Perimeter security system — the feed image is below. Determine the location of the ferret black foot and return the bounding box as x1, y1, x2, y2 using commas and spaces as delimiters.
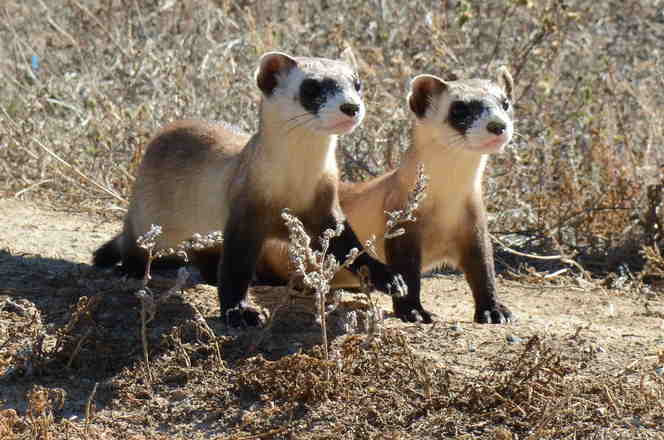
392, 297, 433, 324
223, 305, 263, 328
474, 303, 513, 324
369, 267, 409, 298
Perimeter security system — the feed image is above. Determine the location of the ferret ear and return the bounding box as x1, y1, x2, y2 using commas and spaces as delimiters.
408, 74, 447, 119
255, 51, 298, 96
496, 66, 514, 102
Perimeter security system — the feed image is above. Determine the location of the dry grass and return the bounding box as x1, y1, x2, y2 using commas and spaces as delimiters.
236, 332, 664, 438
1, 0, 664, 438
1, 261, 664, 438
1, 0, 662, 277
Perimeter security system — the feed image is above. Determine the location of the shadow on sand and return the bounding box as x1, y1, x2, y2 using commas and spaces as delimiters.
0, 248, 366, 417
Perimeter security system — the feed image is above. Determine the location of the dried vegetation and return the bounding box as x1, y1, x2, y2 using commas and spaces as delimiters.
1, 0, 664, 438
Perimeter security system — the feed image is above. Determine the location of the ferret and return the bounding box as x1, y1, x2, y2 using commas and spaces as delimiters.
256, 69, 515, 324
93, 52, 404, 326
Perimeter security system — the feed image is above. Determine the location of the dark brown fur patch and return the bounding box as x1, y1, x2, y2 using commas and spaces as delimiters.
217, 198, 268, 317
384, 223, 431, 323
189, 248, 222, 285
92, 234, 122, 268
140, 120, 246, 171
408, 75, 447, 118
256, 53, 298, 96
456, 200, 511, 324
298, 176, 341, 235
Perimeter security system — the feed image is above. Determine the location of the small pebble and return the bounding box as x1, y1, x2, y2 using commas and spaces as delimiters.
506, 334, 523, 344
655, 367, 663, 376
468, 343, 476, 353
450, 322, 463, 332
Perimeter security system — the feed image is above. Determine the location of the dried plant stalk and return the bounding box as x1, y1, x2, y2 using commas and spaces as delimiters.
280, 163, 428, 358
133, 225, 223, 386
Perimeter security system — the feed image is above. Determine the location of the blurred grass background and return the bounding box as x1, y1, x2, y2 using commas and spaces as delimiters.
1, 0, 662, 281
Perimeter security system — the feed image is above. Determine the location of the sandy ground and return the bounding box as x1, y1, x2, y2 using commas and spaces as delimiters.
1, 198, 663, 439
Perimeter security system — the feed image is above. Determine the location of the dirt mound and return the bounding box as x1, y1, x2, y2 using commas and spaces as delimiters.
1, 200, 663, 439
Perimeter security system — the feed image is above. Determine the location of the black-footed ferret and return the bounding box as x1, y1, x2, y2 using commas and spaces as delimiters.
257, 69, 515, 324
94, 52, 404, 326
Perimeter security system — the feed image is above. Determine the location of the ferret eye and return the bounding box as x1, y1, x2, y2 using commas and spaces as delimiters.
300, 79, 322, 100
502, 98, 510, 111
353, 78, 362, 92
449, 101, 469, 120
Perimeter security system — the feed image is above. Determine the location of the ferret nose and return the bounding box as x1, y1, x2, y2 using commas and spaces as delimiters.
340, 103, 360, 117
487, 121, 506, 135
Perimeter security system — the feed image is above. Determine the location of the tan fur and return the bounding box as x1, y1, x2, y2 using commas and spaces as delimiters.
257, 147, 490, 287
118, 54, 360, 260
125, 120, 248, 251
125, 115, 340, 252
258, 73, 513, 292
95, 52, 406, 324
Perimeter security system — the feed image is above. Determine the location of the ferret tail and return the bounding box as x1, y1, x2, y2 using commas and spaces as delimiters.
93, 234, 123, 268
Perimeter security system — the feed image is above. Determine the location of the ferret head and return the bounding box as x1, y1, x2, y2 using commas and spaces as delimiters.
255, 52, 365, 136
408, 68, 514, 154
